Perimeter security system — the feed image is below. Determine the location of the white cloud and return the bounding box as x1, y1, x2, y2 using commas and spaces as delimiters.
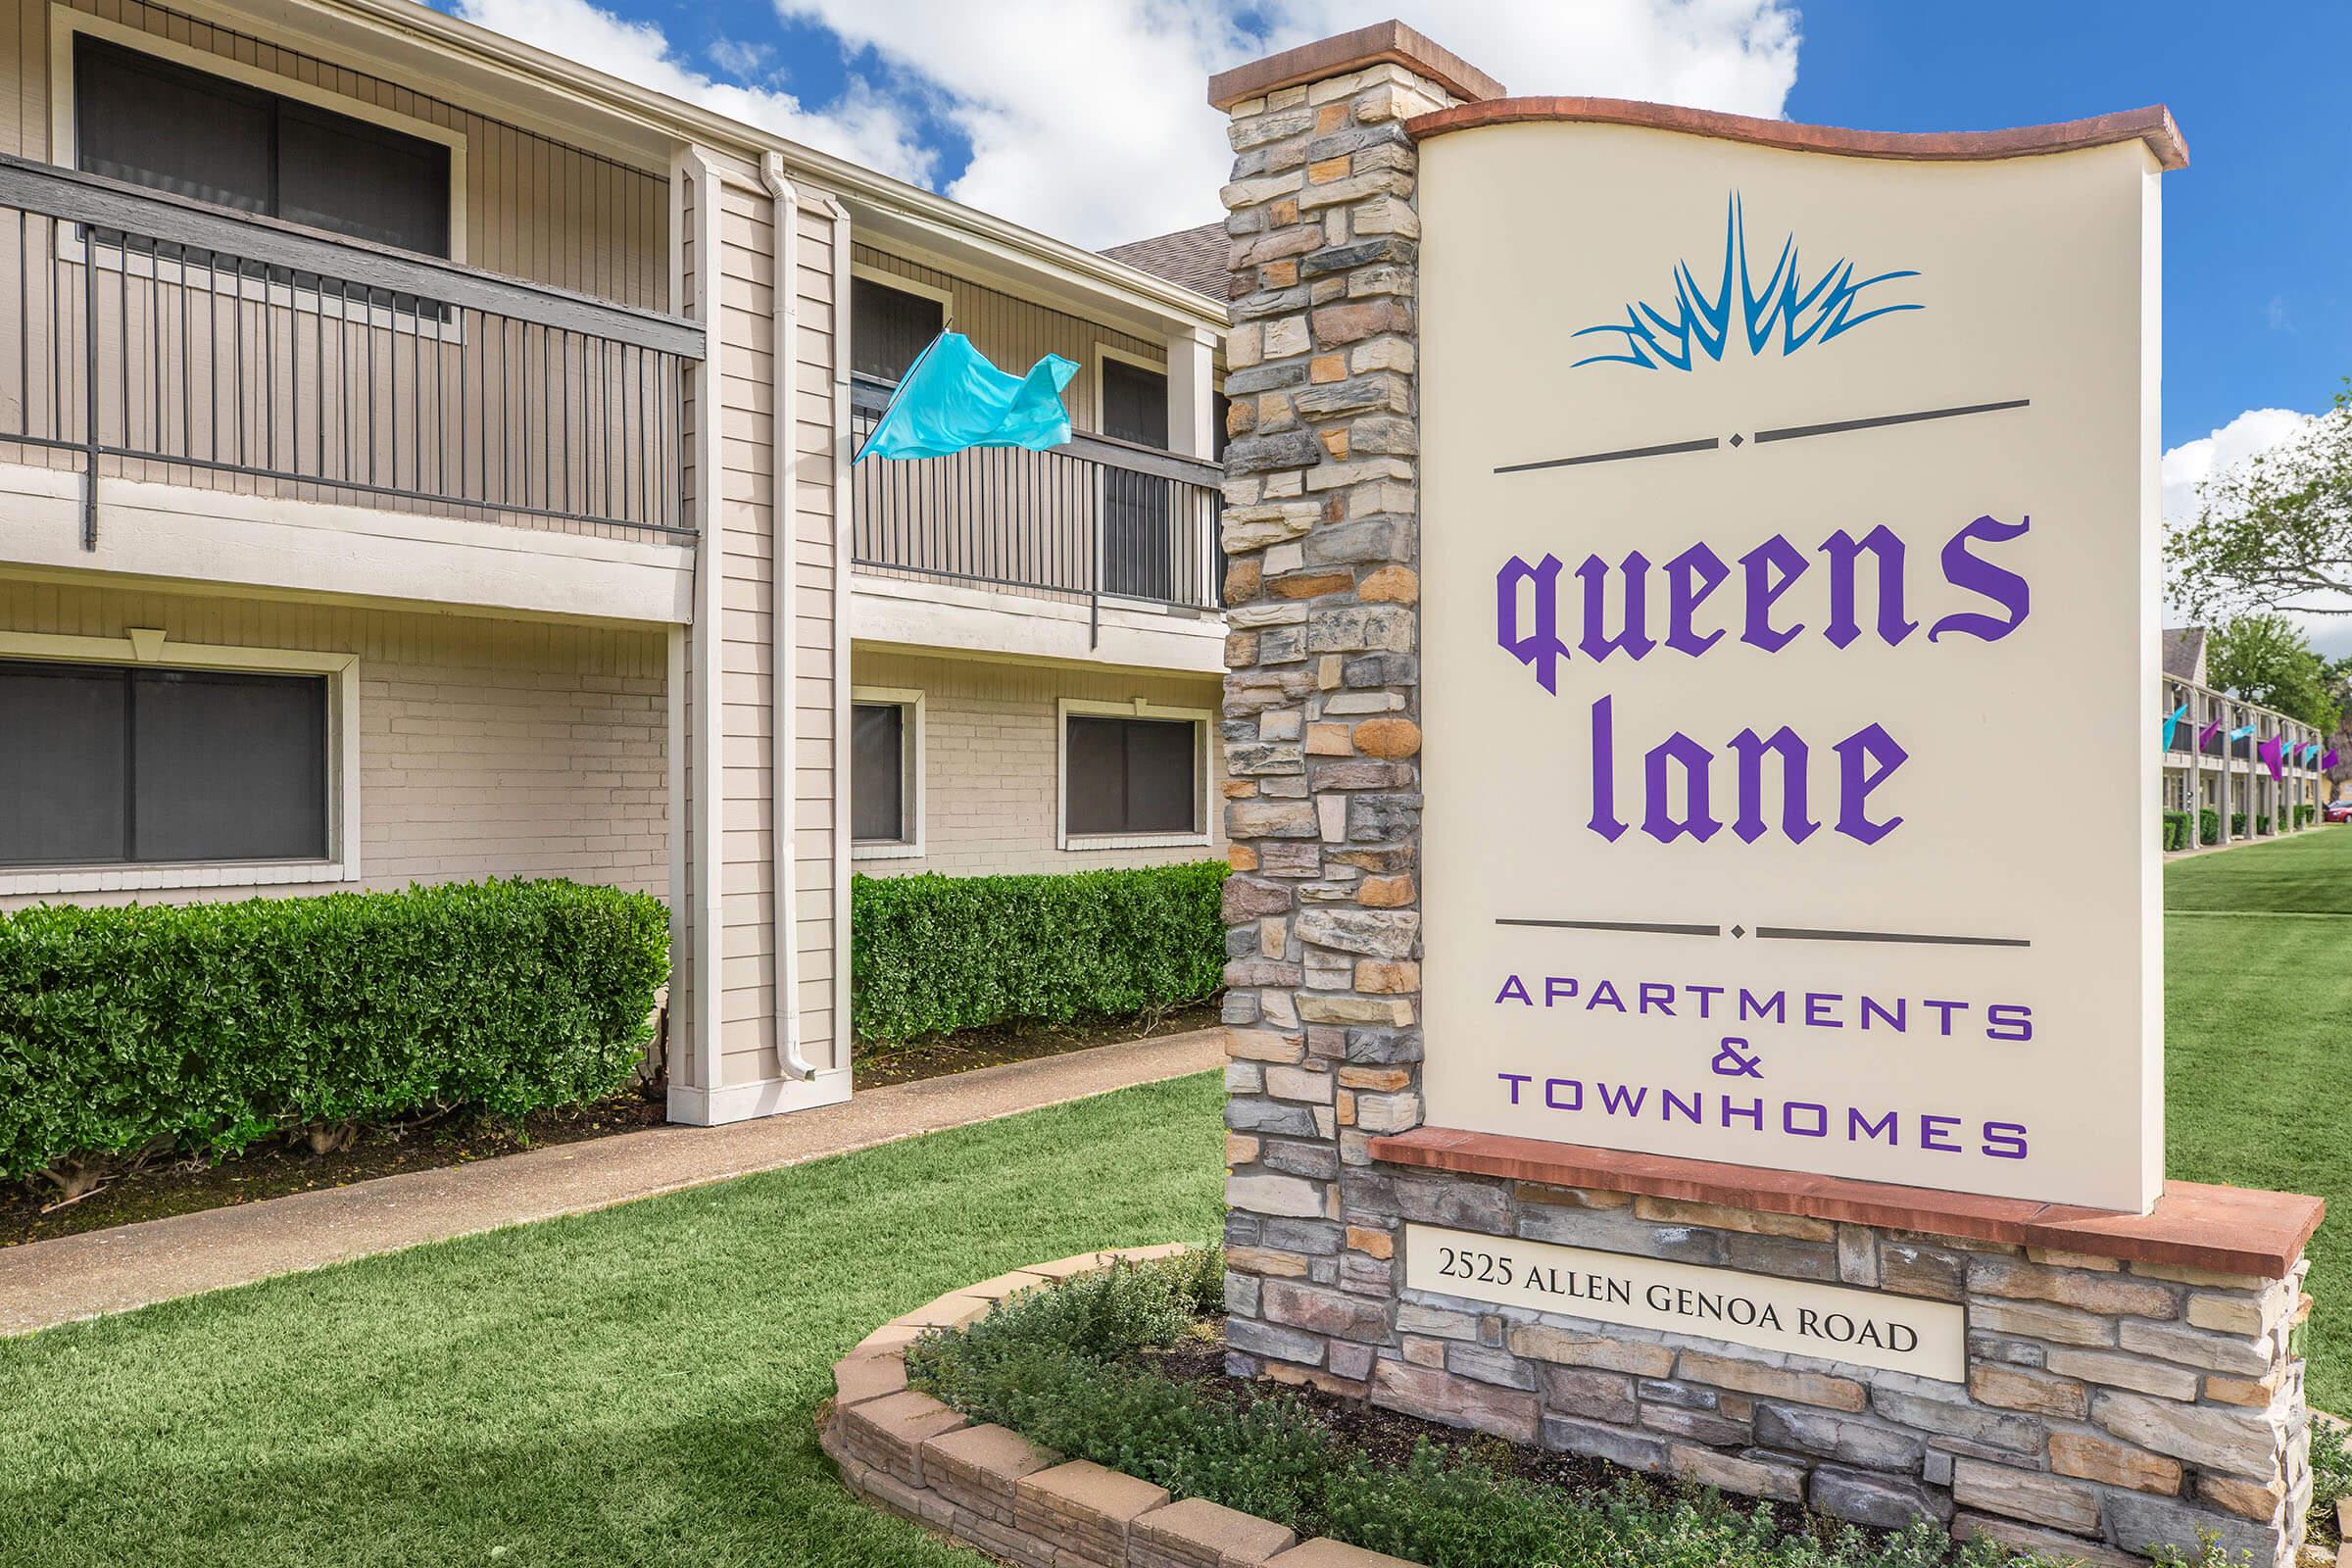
2160, 407, 2312, 525
450, 0, 936, 185
707, 37, 774, 79
772, 0, 1803, 247
2159, 406, 2352, 659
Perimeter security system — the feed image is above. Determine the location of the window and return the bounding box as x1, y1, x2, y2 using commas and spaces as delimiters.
1064, 711, 1201, 840
1101, 356, 1169, 449
0, 661, 329, 867
852, 277, 945, 386
850, 689, 922, 856
74, 35, 452, 257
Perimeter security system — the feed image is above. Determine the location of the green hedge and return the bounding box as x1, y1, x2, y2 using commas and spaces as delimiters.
2258, 814, 2274, 835
2297, 804, 2318, 828
2162, 810, 2190, 851
2201, 808, 2222, 846
2232, 811, 2248, 837
0, 879, 669, 1183
853, 861, 1227, 1044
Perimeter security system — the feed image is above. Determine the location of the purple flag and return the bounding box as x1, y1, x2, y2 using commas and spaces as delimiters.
2197, 718, 2224, 750
2259, 734, 2285, 780
2328, 749, 2341, 770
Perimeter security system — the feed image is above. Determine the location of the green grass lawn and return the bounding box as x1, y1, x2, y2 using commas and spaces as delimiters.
3, 832, 2348, 1566
2165, 827, 2352, 1410
0, 1072, 1224, 1568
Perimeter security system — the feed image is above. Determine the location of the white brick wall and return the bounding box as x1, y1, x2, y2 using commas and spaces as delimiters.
853, 648, 1227, 878
0, 579, 669, 906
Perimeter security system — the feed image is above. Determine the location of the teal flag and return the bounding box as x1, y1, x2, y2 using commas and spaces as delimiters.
2162, 704, 2186, 752
2230, 724, 2256, 741
856, 332, 1077, 462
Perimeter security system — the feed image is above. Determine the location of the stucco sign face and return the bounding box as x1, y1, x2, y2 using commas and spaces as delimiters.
1417, 123, 2166, 1212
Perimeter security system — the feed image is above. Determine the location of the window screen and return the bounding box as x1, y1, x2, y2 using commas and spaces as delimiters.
1102, 358, 1169, 448
852, 278, 944, 384
852, 702, 908, 843
0, 661, 328, 867
1066, 715, 1197, 837
75, 36, 452, 257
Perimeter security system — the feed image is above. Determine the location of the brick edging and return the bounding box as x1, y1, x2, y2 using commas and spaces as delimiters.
820, 1245, 1425, 1568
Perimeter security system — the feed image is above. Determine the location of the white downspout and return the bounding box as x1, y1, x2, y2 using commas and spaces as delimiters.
761, 151, 814, 1081
820, 190, 856, 1073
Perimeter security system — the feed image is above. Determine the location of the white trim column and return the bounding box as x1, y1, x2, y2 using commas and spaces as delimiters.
1165, 325, 1218, 461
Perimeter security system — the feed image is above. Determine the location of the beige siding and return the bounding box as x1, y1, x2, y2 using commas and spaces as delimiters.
854, 245, 1158, 435
852, 649, 1226, 879
0, 0, 668, 306
0, 579, 667, 909
672, 156, 843, 1095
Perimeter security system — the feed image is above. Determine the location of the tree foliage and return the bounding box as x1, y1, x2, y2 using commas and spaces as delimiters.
2167, 382, 2352, 619
2207, 612, 2341, 734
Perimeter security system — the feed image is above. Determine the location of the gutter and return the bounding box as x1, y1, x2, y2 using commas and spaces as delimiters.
761, 152, 815, 1081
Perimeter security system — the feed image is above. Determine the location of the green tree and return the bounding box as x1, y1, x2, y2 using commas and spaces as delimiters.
2208, 612, 2341, 734
2167, 382, 2352, 619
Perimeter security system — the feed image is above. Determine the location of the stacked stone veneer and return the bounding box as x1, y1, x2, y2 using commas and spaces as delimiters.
1210, 31, 2313, 1568
1234, 1171, 2311, 1566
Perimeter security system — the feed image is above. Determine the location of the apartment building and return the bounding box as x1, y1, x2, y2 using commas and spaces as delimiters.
0, 0, 1227, 1124
2160, 626, 2328, 846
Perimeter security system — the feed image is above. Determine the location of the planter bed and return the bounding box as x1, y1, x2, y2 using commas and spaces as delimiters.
820, 1248, 2030, 1568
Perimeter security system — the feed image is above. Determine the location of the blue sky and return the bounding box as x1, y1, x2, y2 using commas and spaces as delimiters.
442, 0, 2348, 526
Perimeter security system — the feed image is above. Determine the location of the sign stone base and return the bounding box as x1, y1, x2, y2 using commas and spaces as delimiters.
1207, 24, 2325, 1568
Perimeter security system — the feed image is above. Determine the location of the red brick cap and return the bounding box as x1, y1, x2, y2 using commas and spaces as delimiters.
1207, 21, 1504, 112
1369, 1127, 2319, 1277
1406, 97, 2188, 172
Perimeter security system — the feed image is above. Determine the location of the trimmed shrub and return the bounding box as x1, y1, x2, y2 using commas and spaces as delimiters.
2258, 814, 2274, 835
0, 879, 669, 1184
2297, 804, 2318, 828
853, 861, 1227, 1044
2231, 811, 2248, 837
2200, 808, 2222, 846
2161, 811, 2190, 851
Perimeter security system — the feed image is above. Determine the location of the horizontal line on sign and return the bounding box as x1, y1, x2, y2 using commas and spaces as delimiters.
1753, 925, 2031, 949
1494, 436, 1719, 474
1751, 398, 2032, 444
1495, 917, 1722, 937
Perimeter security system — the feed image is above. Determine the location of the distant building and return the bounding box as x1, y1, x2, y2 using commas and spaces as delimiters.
2160, 626, 2326, 845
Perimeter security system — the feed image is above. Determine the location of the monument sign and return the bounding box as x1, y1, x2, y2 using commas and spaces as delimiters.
1210, 24, 2320, 1567
1417, 103, 2164, 1212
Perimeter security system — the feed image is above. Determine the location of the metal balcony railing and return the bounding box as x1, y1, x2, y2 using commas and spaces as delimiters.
851, 378, 1224, 639
0, 153, 703, 547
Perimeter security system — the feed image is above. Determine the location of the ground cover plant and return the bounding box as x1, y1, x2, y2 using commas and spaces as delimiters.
906, 1256, 2023, 1568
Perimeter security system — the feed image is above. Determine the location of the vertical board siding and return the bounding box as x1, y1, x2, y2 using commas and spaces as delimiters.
0, 0, 682, 544
0, 580, 668, 910
1, 0, 669, 306
853, 244, 1159, 434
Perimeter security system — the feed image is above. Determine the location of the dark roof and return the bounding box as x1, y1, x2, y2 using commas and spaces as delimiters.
2162, 626, 2207, 685
1100, 222, 1226, 301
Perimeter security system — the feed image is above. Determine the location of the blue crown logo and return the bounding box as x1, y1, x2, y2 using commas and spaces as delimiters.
1573, 193, 1923, 372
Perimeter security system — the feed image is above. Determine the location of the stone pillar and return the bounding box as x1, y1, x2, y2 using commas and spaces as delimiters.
1209, 22, 1498, 1396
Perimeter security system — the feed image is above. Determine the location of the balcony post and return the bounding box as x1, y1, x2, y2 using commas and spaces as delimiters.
1166, 324, 1218, 460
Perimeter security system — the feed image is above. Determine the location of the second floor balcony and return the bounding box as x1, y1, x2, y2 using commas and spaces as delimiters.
850, 379, 1225, 637
0, 153, 701, 555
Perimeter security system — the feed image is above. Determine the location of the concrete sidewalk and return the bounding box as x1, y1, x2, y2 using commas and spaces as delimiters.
0, 1027, 1226, 1337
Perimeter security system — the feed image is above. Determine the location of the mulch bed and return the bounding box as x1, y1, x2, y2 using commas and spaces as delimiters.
1, 1091, 670, 1249
6, 1003, 1224, 1250
852, 1000, 1222, 1089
